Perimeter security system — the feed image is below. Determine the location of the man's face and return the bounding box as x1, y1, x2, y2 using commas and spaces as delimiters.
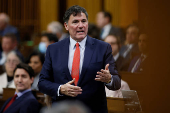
5, 54, 20, 76
14, 68, 34, 92
138, 34, 147, 53
64, 12, 88, 42
2, 37, 14, 53
105, 35, 119, 56
126, 27, 139, 44
96, 12, 106, 28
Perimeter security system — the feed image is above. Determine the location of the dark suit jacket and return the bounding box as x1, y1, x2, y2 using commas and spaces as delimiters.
119, 43, 140, 64
0, 91, 39, 113
38, 35, 121, 113
116, 55, 128, 71
128, 54, 148, 73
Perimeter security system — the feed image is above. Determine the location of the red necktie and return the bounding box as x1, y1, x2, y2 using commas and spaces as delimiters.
71, 42, 80, 86
3, 94, 18, 112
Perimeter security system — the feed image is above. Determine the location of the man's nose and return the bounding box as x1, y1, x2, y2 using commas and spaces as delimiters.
18, 77, 22, 82
78, 22, 83, 27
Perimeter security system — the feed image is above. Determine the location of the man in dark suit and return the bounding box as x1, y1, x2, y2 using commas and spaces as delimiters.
120, 24, 140, 64
38, 5, 121, 113
0, 13, 20, 41
128, 34, 148, 73
0, 63, 39, 113
0, 33, 24, 65
96, 11, 124, 44
104, 35, 127, 71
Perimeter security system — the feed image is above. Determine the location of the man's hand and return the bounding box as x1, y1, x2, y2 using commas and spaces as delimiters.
60, 78, 82, 97
95, 64, 112, 83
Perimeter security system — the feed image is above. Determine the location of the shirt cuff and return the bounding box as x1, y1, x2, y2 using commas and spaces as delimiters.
57, 85, 63, 96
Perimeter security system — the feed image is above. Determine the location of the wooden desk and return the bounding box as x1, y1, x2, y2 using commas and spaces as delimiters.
107, 97, 125, 113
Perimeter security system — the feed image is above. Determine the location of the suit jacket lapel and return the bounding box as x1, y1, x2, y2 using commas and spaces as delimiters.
3, 92, 31, 113
0, 98, 11, 113
61, 38, 72, 81
78, 36, 95, 85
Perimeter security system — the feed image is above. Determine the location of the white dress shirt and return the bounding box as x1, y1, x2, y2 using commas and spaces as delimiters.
113, 53, 120, 61
123, 44, 133, 58
101, 23, 112, 40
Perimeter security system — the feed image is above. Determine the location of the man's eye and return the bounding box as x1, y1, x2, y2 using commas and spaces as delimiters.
73, 21, 78, 23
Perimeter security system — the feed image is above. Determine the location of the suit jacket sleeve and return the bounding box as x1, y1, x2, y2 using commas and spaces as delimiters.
104, 43, 121, 90
38, 45, 61, 97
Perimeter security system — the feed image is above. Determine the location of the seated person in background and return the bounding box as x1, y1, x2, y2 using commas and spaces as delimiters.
105, 79, 130, 98
0, 13, 20, 41
38, 33, 58, 54
0, 33, 23, 65
104, 35, 127, 71
26, 51, 45, 90
0, 51, 22, 94
128, 34, 148, 73
88, 23, 100, 40
120, 24, 140, 64
96, 11, 124, 43
47, 21, 69, 41
0, 63, 39, 113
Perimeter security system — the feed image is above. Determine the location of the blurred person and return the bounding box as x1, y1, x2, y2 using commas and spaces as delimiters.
26, 51, 45, 90
41, 101, 90, 113
105, 79, 130, 98
120, 24, 140, 64
0, 13, 20, 41
38, 5, 121, 113
96, 11, 124, 43
0, 51, 22, 94
0, 63, 39, 113
104, 35, 128, 71
0, 33, 23, 65
47, 21, 69, 41
128, 34, 148, 73
38, 33, 58, 54
88, 23, 100, 39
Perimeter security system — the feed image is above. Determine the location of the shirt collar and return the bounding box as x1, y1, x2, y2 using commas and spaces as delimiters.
70, 36, 87, 50
113, 52, 119, 61
15, 89, 31, 98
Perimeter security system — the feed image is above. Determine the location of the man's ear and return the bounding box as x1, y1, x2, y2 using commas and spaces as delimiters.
64, 22, 69, 31
30, 77, 34, 84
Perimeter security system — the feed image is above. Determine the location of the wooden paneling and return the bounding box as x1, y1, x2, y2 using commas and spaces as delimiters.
0, 0, 40, 41
104, 0, 138, 28
119, 0, 138, 28
67, 0, 102, 24
40, 0, 59, 32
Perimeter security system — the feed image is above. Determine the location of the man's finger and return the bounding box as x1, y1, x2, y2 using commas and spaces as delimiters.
67, 78, 75, 84
105, 64, 109, 70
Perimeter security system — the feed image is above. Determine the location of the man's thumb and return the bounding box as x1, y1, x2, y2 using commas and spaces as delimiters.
67, 78, 75, 84
105, 64, 109, 70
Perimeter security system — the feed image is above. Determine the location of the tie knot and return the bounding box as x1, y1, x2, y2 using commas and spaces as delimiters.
76, 43, 79, 47
13, 94, 18, 99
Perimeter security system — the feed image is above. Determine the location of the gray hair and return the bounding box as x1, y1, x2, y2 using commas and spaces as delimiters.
41, 100, 90, 113
47, 21, 63, 34
6, 51, 22, 63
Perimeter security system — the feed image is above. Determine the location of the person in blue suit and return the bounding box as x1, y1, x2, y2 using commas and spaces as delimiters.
38, 5, 121, 113
0, 63, 39, 113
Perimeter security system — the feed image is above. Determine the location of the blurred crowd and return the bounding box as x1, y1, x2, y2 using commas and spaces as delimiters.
0, 11, 148, 102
